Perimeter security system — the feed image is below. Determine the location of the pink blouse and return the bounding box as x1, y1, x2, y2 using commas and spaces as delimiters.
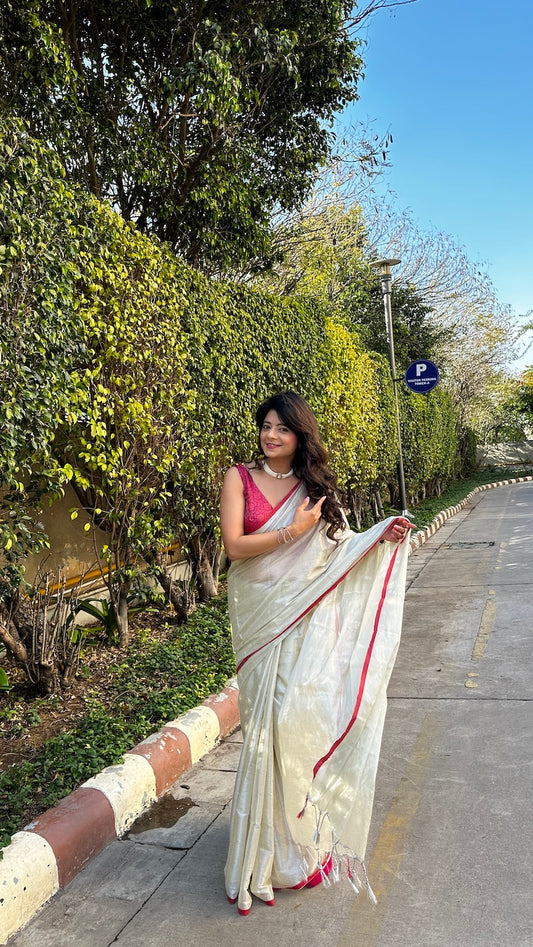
236, 465, 300, 534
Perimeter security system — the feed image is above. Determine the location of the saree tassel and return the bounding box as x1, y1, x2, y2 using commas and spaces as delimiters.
322, 850, 339, 888
346, 857, 361, 895
361, 860, 378, 905
297, 792, 310, 820
312, 809, 328, 844
331, 851, 341, 884
347, 874, 361, 895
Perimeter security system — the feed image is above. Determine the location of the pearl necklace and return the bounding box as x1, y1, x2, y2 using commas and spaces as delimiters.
263, 460, 294, 479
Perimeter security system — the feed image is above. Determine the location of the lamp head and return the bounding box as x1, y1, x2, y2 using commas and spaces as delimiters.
371, 257, 401, 277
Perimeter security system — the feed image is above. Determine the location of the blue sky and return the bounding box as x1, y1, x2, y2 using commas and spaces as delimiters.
338, 0, 533, 371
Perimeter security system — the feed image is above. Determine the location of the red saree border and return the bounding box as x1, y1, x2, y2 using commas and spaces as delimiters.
236, 522, 404, 674
311, 543, 400, 779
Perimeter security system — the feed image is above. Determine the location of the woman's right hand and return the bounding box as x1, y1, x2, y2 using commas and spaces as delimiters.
291, 495, 326, 537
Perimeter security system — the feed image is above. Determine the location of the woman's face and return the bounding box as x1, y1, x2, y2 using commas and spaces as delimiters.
260, 410, 298, 466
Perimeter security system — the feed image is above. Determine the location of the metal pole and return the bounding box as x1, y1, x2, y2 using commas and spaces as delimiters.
373, 259, 409, 516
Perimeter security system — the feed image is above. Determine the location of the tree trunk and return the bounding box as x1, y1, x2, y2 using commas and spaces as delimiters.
1, 580, 86, 693
190, 535, 219, 603
35, 662, 59, 696
157, 567, 189, 622
60, 659, 79, 689
375, 491, 385, 518
116, 583, 130, 648
371, 492, 380, 522
144, 549, 188, 622
211, 546, 222, 589
0, 616, 29, 665
348, 497, 362, 531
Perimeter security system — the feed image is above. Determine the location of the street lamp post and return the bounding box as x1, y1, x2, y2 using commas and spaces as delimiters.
372, 258, 409, 516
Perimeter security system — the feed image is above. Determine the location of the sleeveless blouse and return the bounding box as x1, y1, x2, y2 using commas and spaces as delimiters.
236, 464, 300, 534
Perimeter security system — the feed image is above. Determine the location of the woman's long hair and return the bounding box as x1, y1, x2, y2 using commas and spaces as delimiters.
255, 391, 345, 540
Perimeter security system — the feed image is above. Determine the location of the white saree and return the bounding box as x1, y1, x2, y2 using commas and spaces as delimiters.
224, 482, 410, 914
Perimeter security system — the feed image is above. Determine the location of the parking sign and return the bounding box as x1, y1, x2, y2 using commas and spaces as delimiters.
404, 360, 439, 394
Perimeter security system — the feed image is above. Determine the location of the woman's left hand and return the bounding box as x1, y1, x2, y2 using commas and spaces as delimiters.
381, 516, 414, 543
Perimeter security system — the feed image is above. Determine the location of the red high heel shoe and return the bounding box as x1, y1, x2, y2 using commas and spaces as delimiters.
235, 897, 275, 913
294, 853, 333, 889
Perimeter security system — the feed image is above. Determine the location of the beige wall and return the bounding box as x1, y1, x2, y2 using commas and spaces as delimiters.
23, 486, 187, 612
25, 484, 109, 585
477, 439, 533, 468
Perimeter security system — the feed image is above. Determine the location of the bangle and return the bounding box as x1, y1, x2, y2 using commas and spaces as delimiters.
277, 526, 295, 545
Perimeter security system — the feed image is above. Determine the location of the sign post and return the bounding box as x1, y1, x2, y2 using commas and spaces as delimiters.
372, 258, 408, 515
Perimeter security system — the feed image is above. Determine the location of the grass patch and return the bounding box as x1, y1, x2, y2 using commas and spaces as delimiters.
409, 467, 533, 529
0, 594, 235, 850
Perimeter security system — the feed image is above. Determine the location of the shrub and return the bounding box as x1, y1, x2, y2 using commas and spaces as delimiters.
1, 121, 464, 684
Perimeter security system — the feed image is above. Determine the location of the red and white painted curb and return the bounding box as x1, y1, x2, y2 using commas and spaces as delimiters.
2, 475, 532, 943
0, 680, 239, 944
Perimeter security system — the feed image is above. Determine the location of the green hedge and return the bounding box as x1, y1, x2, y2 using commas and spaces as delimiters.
401, 385, 461, 499
0, 119, 464, 614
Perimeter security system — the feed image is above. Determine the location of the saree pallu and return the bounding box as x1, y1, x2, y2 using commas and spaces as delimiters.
224, 483, 410, 913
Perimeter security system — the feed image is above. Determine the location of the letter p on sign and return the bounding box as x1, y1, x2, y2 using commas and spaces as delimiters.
415, 362, 427, 377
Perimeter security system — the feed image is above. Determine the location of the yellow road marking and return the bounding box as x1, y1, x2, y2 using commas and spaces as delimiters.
465, 535, 507, 686
471, 593, 496, 663
336, 713, 439, 946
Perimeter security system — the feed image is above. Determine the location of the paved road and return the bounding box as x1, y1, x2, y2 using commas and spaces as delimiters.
10, 482, 533, 947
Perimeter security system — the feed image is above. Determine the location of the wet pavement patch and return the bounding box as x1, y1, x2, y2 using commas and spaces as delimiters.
127, 796, 198, 835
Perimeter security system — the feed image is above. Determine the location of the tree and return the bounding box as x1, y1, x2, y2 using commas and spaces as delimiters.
362, 201, 518, 359
360, 200, 520, 433
474, 368, 533, 444
349, 282, 449, 370
516, 368, 533, 438
435, 307, 516, 435
0, 0, 372, 270
0, 118, 89, 584
0, 118, 195, 656
467, 373, 527, 444
516, 312, 533, 366
253, 201, 370, 301
54, 208, 207, 646
253, 201, 446, 369
0, 118, 94, 684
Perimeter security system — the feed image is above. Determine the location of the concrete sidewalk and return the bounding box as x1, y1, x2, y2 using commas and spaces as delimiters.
4, 478, 533, 946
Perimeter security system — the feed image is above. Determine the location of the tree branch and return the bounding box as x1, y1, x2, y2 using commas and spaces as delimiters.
0, 617, 29, 665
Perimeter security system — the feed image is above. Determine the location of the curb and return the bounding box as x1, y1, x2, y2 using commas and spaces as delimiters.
0, 680, 239, 945
2, 474, 532, 943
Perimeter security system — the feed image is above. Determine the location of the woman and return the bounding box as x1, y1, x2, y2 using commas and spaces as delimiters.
220, 391, 412, 915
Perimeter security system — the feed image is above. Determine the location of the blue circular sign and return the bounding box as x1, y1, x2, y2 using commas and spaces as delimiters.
404, 360, 439, 394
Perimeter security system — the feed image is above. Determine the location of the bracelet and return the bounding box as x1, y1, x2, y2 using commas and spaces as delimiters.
277, 526, 295, 545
